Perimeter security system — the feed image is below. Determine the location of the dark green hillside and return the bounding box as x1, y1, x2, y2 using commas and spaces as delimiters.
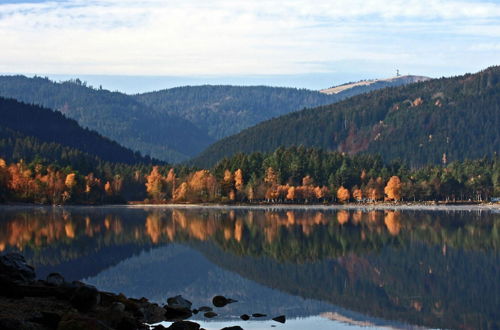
0, 76, 214, 162
194, 66, 500, 167
0, 97, 153, 165
135, 76, 425, 140
135, 85, 341, 139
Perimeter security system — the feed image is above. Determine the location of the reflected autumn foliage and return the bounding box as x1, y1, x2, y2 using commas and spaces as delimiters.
1, 208, 498, 264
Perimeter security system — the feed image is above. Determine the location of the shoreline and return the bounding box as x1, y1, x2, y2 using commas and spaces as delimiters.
0, 202, 499, 212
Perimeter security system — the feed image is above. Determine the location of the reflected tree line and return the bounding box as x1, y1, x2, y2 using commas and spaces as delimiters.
0, 208, 498, 329
1, 208, 498, 264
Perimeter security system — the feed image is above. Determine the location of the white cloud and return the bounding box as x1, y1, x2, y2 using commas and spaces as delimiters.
0, 0, 498, 76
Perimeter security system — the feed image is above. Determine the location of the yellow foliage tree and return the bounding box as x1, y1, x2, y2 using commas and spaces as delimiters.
384, 176, 402, 201
145, 166, 165, 202
173, 182, 188, 202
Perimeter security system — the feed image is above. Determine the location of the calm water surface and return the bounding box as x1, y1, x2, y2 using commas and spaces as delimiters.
0, 206, 499, 329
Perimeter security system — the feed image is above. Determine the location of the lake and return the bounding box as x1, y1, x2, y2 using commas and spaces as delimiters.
0, 205, 499, 329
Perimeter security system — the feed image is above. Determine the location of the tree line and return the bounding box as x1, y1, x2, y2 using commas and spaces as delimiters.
1, 147, 498, 204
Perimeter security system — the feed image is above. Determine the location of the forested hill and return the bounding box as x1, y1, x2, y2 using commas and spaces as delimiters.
193, 66, 500, 167
0, 97, 155, 166
135, 86, 340, 140
0, 76, 213, 162
134, 76, 426, 140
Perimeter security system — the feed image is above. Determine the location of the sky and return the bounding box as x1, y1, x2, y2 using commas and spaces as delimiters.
0, 0, 499, 92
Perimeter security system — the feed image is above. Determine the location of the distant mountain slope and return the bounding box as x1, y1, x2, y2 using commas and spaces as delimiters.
0, 76, 214, 162
0, 97, 156, 167
134, 78, 426, 140
193, 66, 500, 167
320, 75, 430, 96
135, 86, 341, 140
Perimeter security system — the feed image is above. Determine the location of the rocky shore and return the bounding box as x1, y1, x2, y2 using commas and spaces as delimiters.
0, 253, 285, 330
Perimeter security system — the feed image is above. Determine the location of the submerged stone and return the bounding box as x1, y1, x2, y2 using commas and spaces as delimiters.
272, 315, 286, 323
212, 295, 237, 308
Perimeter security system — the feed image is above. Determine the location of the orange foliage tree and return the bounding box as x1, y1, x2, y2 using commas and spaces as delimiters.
337, 186, 350, 203
352, 186, 363, 201
384, 176, 402, 201
234, 169, 244, 191
145, 166, 165, 202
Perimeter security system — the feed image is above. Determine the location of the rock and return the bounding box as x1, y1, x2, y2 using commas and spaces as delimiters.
153, 325, 168, 330
57, 313, 111, 330
0, 253, 36, 284
0, 318, 26, 330
212, 295, 237, 308
29, 311, 62, 328
137, 303, 166, 324
252, 313, 266, 317
168, 320, 200, 330
221, 327, 243, 330
240, 314, 250, 321
109, 302, 126, 313
115, 316, 143, 330
272, 315, 286, 323
70, 285, 101, 312
165, 295, 193, 321
197, 306, 212, 312
167, 295, 192, 310
203, 311, 218, 318
192, 309, 198, 314
164, 306, 192, 321
46, 273, 65, 286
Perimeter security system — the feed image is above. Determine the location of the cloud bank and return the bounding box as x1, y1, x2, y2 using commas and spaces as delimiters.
0, 0, 499, 78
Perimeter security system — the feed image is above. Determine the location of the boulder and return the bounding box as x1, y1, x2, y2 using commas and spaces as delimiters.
167, 320, 200, 330
29, 311, 62, 328
167, 295, 192, 310
0, 253, 36, 284
221, 327, 243, 330
46, 273, 65, 286
272, 315, 286, 323
164, 306, 192, 321
203, 311, 217, 318
212, 295, 237, 308
70, 285, 101, 312
252, 313, 266, 317
240, 314, 250, 321
57, 313, 111, 330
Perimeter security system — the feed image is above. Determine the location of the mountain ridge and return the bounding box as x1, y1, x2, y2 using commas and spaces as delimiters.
192, 66, 500, 167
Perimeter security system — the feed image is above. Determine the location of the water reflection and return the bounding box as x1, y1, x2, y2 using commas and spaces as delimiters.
0, 206, 499, 329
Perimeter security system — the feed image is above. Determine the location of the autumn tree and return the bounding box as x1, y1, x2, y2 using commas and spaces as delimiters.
385, 176, 402, 201
173, 182, 188, 202
337, 186, 350, 203
145, 166, 166, 202
365, 177, 384, 201
187, 170, 220, 202
0, 159, 9, 201
352, 186, 363, 202
104, 181, 113, 196
234, 169, 244, 191
286, 186, 296, 201
165, 168, 176, 199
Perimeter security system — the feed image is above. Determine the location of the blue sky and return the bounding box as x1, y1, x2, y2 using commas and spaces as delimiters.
0, 0, 499, 92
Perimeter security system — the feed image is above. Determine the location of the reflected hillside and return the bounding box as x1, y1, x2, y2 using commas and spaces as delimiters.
1, 208, 498, 264
0, 207, 499, 328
